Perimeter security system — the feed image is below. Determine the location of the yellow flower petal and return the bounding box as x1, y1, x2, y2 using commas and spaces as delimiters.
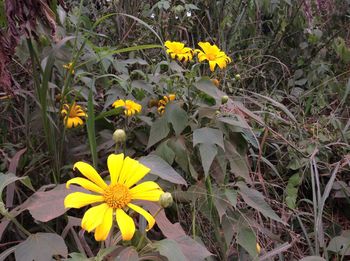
112, 100, 125, 108
64, 192, 104, 208
116, 209, 135, 241
123, 162, 150, 188
66, 177, 105, 194
108, 153, 124, 185
130, 181, 164, 202
66, 117, 73, 128
128, 203, 155, 231
209, 61, 217, 72
73, 162, 108, 189
81, 203, 109, 232
117, 157, 139, 185
94, 207, 113, 241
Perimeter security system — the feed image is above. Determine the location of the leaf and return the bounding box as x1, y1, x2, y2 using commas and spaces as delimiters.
238, 183, 285, 224
299, 257, 327, 261
153, 239, 187, 261
193, 127, 224, 150
14, 233, 68, 261
66, 253, 92, 261
26, 184, 85, 222
194, 79, 227, 104
225, 188, 237, 208
225, 141, 251, 182
199, 143, 217, 177
165, 103, 188, 136
139, 154, 187, 185
0, 173, 25, 202
155, 141, 175, 165
131, 80, 153, 94
327, 236, 350, 255
147, 116, 170, 148
174, 235, 212, 261
237, 226, 257, 258
114, 247, 139, 261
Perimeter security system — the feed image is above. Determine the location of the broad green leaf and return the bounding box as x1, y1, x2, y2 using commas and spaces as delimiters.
174, 235, 212, 261
193, 127, 224, 150
114, 247, 139, 261
0, 173, 25, 202
14, 233, 67, 261
66, 253, 92, 260
238, 183, 285, 224
199, 143, 217, 177
237, 226, 258, 258
225, 189, 237, 208
155, 141, 175, 165
327, 236, 350, 255
165, 103, 188, 136
225, 141, 251, 182
147, 116, 170, 148
194, 79, 227, 104
139, 154, 187, 185
153, 239, 187, 261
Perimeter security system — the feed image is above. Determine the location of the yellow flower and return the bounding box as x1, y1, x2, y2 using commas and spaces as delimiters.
157, 94, 176, 115
195, 42, 232, 71
63, 62, 75, 74
64, 153, 164, 241
112, 99, 142, 117
165, 41, 194, 62
61, 102, 87, 128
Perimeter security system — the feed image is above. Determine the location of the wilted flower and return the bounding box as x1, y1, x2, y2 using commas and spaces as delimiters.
63, 62, 75, 74
112, 99, 142, 117
64, 153, 164, 241
157, 94, 176, 115
195, 42, 232, 71
165, 41, 194, 62
61, 102, 87, 128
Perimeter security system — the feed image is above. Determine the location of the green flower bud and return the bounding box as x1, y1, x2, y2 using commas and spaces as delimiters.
221, 95, 229, 104
234, 74, 241, 80
113, 129, 126, 143
159, 192, 173, 208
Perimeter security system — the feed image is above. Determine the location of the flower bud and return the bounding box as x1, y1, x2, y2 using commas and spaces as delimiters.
256, 243, 261, 254
113, 129, 126, 143
234, 74, 241, 80
211, 79, 220, 87
159, 192, 173, 208
215, 110, 221, 116
221, 95, 229, 104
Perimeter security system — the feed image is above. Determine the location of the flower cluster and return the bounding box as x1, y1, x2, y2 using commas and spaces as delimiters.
112, 99, 142, 117
157, 94, 176, 114
165, 41, 232, 71
64, 153, 164, 241
61, 102, 87, 128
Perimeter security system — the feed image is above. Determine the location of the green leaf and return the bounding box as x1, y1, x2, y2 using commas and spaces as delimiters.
194, 79, 227, 104
225, 141, 251, 182
237, 226, 257, 258
193, 127, 224, 150
147, 116, 170, 148
14, 233, 68, 261
165, 103, 188, 136
153, 239, 187, 261
86, 85, 97, 168
199, 143, 217, 177
66, 253, 91, 260
225, 189, 237, 208
238, 183, 285, 224
139, 154, 187, 185
95, 107, 124, 120
327, 236, 350, 255
114, 247, 139, 261
0, 173, 25, 202
155, 141, 175, 165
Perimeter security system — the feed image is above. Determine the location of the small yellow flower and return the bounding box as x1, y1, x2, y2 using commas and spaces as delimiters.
256, 243, 261, 254
63, 62, 75, 74
157, 94, 176, 115
64, 153, 164, 241
61, 102, 87, 128
195, 42, 232, 71
165, 41, 194, 62
112, 99, 142, 117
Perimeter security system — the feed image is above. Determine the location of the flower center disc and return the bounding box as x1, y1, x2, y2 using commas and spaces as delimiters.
206, 53, 216, 61
104, 184, 131, 209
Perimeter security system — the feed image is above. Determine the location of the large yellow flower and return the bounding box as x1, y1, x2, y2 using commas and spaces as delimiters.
112, 99, 142, 117
64, 153, 164, 241
61, 102, 87, 128
195, 42, 232, 71
157, 94, 176, 115
165, 41, 194, 62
